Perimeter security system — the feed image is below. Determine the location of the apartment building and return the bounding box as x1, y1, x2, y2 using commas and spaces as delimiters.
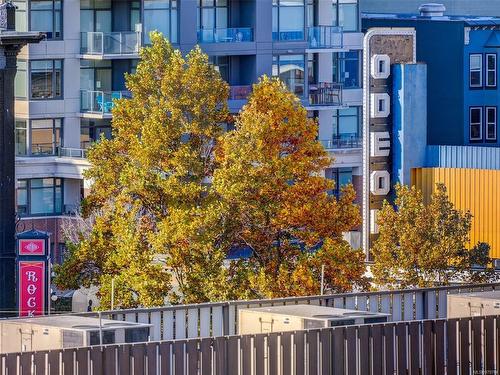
13, 0, 364, 261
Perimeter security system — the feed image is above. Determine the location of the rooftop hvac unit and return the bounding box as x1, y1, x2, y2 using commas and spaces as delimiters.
447, 290, 500, 319
0, 315, 152, 354
238, 304, 390, 335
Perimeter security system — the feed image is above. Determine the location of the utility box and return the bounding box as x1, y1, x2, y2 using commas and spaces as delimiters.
0, 315, 152, 354
238, 304, 390, 335
447, 291, 500, 319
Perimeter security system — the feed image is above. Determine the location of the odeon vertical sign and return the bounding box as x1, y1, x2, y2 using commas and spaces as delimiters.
362, 28, 416, 258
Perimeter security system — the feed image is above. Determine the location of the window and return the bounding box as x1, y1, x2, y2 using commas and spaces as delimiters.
80, 119, 112, 148
15, 119, 62, 156
486, 53, 497, 88
470, 54, 482, 88
30, 60, 63, 99
325, 167, 353, 197
272, 54, 305, 96
17, 178, 63, 216
15, 120, 28, 156
208, 56, 230, 82
273, 0, 305, 41
13, 0, 27, 32
332, 107, 360, 144
486, 106, 497, 141
15, 60, 27, 98
197, 0, 228, 42
333, 0, 358, 32
469, 107, 482, 141
30, 0, 62, 40
333, 51, 361, 88
144, 0, 178, 44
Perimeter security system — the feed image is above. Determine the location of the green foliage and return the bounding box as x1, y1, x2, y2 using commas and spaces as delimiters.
372, 183, 497, 288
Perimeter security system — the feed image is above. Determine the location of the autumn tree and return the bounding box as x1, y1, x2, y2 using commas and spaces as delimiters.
371, 183, 497, 289
213, 77, 368, 299
54, 32, 231, 307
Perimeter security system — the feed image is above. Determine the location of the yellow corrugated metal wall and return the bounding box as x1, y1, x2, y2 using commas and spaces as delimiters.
411, 168, 500, 258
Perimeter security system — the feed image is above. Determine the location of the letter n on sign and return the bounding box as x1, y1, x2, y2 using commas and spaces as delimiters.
18, 261, 45, 317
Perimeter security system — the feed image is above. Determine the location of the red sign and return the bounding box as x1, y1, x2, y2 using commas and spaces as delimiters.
18, 261, 45, 317
18, 239, 46, 256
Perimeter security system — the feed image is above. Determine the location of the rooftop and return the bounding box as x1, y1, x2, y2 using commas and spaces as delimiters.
362, 12, 500, 27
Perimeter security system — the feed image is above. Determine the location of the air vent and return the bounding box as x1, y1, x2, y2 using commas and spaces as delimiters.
418, 3, 446, 17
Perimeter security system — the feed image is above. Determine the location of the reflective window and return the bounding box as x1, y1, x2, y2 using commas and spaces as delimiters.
272, 54, 305, 97
15, 120, 28, 156
15, 60, 27, 98
31, 119, 62, 155
144, 0, 178, 44
208, 55, 230, 82
486, 53, 497, 88
30, 0, 62, 39
469, 107, 482, 141
469, 54, 482, 88
486, 106, 497, 141
80, 118, 112, 149
273, 0, 305, 41
17, 178, 63, 216
333, 0, 358, 32
333, 51, 360, 88
325, 167, 353, 197
13, 0, 27, 32
30, 59, 63, 99
333, 107, 360, 141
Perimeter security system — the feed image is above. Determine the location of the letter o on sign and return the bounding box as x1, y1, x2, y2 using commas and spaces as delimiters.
370, 170, 390, 196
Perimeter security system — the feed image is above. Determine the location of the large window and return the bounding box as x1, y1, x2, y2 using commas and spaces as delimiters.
333, 51, 361, 88
469, 107, 482, 141
272, 54, 305, 96
325, 167, 352, 197
486, 106, 497, 141
30, 60, 63, 99
144, 0, 178, 44
30, 0, 62, 39
15, 118, 62, 156
333, 0, 358, 32
208, 55, 230, 82
198, 0, 228, 30
80, 119, 112, 149
333, 107, 360, 142
469, 54, 482, 88
17, 178, 63, 216
273, 0, 305, 41
486, 53, 497, 88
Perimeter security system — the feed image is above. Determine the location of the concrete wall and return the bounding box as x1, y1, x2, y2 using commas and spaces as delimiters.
392, 63, 427, 185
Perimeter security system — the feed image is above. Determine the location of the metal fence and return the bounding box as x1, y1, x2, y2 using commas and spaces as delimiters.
2, 313, 499, 374
78, 283, 500, 342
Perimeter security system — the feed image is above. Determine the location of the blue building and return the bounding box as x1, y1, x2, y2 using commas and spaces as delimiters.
363, 6, 500, 147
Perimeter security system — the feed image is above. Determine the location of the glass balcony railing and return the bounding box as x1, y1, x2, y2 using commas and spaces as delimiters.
229, 85, 252, 100
80, 90, 131, 115
307, 26, 343, 49
198, 28, 253, 43
309, 82, 343, 106
59, 147, 88, 159
320, 136, 362, 150
80, 31, 141, 56
272, 30, 304, 42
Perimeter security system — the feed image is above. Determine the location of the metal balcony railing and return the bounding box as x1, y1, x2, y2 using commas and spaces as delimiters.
59, 147, 88, 159
80, 31, 141, 56
320, 136, 362, 150
80, 90, 131, 115
309, 82, 343, 106
229, 85, 252, 100
198, 28, 253, 43
29, 143, 58, 156
307, 26, 343, 49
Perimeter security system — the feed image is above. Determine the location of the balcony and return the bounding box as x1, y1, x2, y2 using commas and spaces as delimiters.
320, 136, 362, 150
307, 26, 343, 49
273, 30, 304, 42
80, 90, 131, 118
198, 28, 253, 43
59, 147, 88, 159
308, 82, 343, 107
80, 31, 141, 59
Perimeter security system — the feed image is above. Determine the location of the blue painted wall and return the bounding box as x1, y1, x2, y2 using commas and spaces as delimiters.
363, 18, 465, 145
463, 29, 500, 146
393, 63, 428, 185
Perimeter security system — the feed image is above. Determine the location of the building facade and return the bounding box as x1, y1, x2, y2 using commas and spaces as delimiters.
13, 0, 365, 261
